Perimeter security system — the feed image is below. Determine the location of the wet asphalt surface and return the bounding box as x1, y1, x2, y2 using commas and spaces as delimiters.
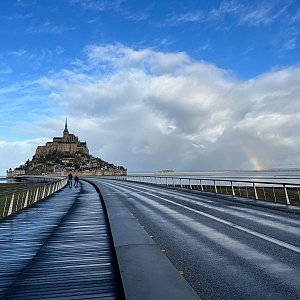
0, 182, 124, 299
94, 179, 300, 300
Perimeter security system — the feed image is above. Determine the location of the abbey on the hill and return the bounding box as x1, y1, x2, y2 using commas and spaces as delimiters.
7, 120, 127, 177
34, 119, 89, 159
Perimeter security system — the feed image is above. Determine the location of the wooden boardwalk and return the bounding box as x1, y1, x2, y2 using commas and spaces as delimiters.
0, 181, 124, 299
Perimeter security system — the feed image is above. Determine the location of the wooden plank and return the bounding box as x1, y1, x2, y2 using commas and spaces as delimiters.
0, 182, 124, 299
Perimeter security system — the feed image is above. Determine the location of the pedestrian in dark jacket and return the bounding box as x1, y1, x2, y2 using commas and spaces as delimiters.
68, 173, 73, 188
74, 175, 79, 188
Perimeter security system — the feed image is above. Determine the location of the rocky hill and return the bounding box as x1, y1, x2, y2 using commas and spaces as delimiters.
15, 151, 125, 175
8, 120, 126, 177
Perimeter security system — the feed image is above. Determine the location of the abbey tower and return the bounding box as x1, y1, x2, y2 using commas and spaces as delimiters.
34, 119, 89, 159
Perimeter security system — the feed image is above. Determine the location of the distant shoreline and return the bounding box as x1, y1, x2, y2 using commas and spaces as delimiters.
130, 168, 300, 175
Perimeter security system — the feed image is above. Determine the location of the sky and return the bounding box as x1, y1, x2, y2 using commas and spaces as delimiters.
1, 0, 300, 175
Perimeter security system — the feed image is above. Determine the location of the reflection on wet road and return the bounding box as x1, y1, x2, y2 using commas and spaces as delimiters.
93, 179, 300, 300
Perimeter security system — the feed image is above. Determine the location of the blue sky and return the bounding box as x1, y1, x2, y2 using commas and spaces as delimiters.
2, 0, 300, 79
1, 0, 300, 174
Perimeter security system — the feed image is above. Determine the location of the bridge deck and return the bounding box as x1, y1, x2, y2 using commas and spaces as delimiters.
0, 181, 124, 299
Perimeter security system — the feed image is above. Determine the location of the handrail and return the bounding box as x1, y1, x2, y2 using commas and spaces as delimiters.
0, 177, 68, 219
123, 175, 300, 186
0, 182, 57, 197
104, 175, 300, 206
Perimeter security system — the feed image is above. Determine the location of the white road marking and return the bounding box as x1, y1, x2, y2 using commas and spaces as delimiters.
110, 180, 300, 233
99, 180, 300, 254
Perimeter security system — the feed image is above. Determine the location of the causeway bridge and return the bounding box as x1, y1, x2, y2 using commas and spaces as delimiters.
1, 177, 300, 299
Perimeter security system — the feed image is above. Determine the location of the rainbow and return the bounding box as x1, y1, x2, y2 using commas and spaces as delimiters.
244, 149, 265, 171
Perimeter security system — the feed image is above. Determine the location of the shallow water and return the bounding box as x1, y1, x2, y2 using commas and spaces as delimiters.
0, 177, 7, 183
129, 170, 300, 184
0, 177, 17, 184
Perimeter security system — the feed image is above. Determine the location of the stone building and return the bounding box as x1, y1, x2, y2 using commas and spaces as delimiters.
7, 120, 127, 177
34, 119, 89, 158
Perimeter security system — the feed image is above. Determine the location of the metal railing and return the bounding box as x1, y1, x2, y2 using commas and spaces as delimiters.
106, 175, 300, 206
0, 177, 68, 219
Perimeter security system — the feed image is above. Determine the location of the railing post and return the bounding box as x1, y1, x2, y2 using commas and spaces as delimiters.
42, 186, 46, 199
283, 184, 290, 205
51, 183, 55, 194
262, 186, 266, 200
214, 180, 217, 193
28, 190, 31, 205
34, 188, 39, 202
20, 191, 25, 209
189, 179, 192, 189
24, 190, 29, 208
253, 182, 258, 200
231, 181, 235, 196
180, 178, 182, 188
47, 185, 51, 196
272, 186, 277, 202
15, 193, 20, 212
8, 193, 15, 216
56, 181, 59, 191
200, 180, 203, 191
3, 197, 8, 218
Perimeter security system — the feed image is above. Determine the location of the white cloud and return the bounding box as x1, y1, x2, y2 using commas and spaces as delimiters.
0, 13, 32, 20
290, 8, 300, 24
69, 0, 123, 12
166, 11, 204, 26
0, 138, 50, 175
210, 1, 289, 26
55, 46, 65, 55
7, 49, 27, 56
15, 0, 36, 7
85, 44, 190, 74
238, 4, 287, 26
27, 20, 74, 34
2, 45, 300, 173
196, 41, 212, 52
163, 1, 287, 27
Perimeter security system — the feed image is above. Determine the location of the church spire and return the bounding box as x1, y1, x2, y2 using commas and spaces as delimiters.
63, 117, 69, 135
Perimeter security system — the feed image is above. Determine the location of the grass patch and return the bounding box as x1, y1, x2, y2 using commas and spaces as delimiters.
175, 184, 300, 206
0, 181, 58, 219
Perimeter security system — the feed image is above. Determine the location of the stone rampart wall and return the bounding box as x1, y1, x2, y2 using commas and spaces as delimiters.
59, 169, 127, 177
7, 169, 127, 178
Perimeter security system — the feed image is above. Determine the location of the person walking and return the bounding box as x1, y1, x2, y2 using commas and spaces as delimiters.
68, 173, 73, 188
74, 175, 79, 188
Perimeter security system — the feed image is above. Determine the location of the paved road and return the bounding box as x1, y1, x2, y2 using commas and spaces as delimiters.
93, 178, 300, 300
